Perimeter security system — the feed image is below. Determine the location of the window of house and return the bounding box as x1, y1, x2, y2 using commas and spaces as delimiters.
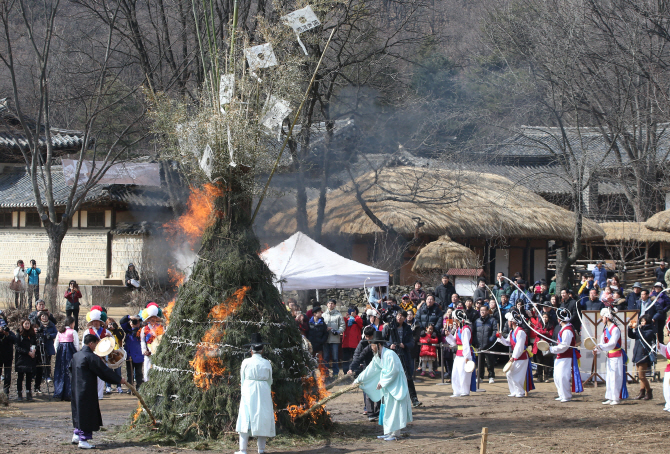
0, 212, 12, 228
25, 212, 41, 228
87, 211, 105, 228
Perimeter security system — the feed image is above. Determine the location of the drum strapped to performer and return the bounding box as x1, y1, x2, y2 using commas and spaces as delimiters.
93, 336, 127, 370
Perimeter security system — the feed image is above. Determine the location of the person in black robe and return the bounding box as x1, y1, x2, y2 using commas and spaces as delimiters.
70, 334, 126, 449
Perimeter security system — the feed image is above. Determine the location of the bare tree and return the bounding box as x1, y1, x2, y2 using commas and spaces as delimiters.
0, 0, 146, 306
482, 0, 670, 291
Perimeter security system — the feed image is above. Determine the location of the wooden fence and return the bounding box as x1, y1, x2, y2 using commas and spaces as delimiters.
546, 255, 660, 288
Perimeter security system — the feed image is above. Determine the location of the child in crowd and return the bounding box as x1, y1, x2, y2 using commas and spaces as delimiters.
53, 316, 78, 400
534, 312, 555, 382
439, 318, 455, 382
419, 324, 439, 377
120, 315, 145, 392
105, 318, 125, 394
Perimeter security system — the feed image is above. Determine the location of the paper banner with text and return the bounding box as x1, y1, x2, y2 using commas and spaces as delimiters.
282, 6, 321, 55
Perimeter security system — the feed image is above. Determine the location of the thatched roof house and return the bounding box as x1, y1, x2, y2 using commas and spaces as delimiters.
601, 222, 670, 243
645, 210, 670, 233
266, 166, 604, 241
412, 236, 481, 272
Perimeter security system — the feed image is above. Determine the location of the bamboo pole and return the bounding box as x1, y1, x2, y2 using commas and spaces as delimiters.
127, 383, 157, 426
296, 382, 359, 419
325, 374, 353, 390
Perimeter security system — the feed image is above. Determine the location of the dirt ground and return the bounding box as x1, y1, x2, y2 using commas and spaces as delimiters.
2, 369, 670, 454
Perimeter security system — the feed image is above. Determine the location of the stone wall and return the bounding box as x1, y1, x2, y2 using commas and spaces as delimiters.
111, 234, 171, 284
111, 235, 144, 279
0, 230, 108, 282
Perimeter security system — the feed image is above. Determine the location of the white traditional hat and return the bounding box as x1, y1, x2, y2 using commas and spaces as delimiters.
366, 308, 379, 318
556, 307, 572, 323
454, 309, 471, 324
600, 306, 617, 320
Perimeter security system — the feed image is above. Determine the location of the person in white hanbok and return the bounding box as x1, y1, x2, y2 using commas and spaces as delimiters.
354, 331, 412, 441
498, 310, 532, 398
593, 307, 627, 405
548, 307, 582, 402
235, 334, 275, 454
443, 309, 473, 397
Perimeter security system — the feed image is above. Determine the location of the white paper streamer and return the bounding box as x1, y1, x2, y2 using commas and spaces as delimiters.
245, 43, 278, 80
227, 126, 236, 167
261, 96, 291, 134
176, 122, 200, 159
219, 74, 234, 114
200, 144, 214, 179
282, 6, 321, 55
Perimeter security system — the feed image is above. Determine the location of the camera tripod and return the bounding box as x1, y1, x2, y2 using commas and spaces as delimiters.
35, 335, 52, 399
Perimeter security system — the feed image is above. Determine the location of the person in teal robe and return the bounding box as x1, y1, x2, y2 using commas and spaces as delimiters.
354, 331, 412, 441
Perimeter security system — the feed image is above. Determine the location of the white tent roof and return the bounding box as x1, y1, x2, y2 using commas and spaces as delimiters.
260, 232, 389, 291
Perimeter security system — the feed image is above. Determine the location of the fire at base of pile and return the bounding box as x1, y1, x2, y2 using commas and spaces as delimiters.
131, 205, 332, 439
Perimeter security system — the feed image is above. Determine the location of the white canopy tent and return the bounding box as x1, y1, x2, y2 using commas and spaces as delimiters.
260, 232, 389, 291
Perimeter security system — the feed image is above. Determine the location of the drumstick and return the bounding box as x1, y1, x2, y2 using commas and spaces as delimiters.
126, 383, 157, 425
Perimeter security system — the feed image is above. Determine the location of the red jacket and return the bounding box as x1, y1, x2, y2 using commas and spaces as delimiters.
530, 318, 555, 354
342, 316, 363, 349
419, 333, 439, 358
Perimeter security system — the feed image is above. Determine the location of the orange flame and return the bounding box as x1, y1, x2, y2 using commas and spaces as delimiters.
168, 268, 186, 287
189, 286, 250, 389
131, 403, 142, 424
164, 183, 223, 244
164, 299, 176, 324
286, 363, 331, 422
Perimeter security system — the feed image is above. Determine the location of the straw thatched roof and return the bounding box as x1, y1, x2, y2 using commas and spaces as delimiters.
266, 166, 605, 241
600, 222, 670, 243
645, 210, 670, 233
412, 236, 481, 272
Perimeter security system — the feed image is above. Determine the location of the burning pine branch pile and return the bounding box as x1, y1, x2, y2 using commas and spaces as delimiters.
133, 190, 332, 437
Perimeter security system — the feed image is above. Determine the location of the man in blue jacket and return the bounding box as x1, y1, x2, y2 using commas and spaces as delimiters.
592, 261, 608, 290
25, 259, 41, 311
475, 305, 498, 383
626, 282, 642, 310
120, 315, 145, 391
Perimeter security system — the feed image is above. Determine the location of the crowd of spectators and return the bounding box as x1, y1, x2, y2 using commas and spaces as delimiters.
288, 265, 670, 387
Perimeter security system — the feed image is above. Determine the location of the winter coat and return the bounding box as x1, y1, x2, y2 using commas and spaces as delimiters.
307, 317, 329, 353
434, 282, 455, 307
419, 333, 439, 358
582, 297, 604, 311
665, 269, 670, 288
70, 346, 123, 433
656, 267, 667, 286
36, 321, 57, 356
342, 315, 363, 349
399, 300, 416, 314
409, 288, 426, 305
510, 289, 532, 310
592, 266, 608, 289
531, 319, 555, 355
415, 303, 444, 329
627, 292, 641, 310
578, 280, 595, 298
465, 308, 479, 325
25, 267, 41, 285
14, 331, 36, 373
13, 266, 26, 288
349, 339, 373, 376
382, 321, 414, 369
64, 288, 83, 310
322, 309, 345, 344
652, 290, 670, 317
559, 298, 581, 331
492, 281, 512, 300
475, 315, 498, 350
29, 310, 57, 326
638, 298, 658, 322
628, 324, 657, 365
120, 316, 144, 363
472, 286, 489, 302
125, 267, 140, 283
0, 325, 16, 363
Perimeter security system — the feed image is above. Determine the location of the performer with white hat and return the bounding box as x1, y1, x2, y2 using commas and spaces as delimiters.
354, 331, 412, 441
656, 316, 670, 411
593, 306, 628, 405
235, 333, 275, 454
140, 302, 164, 382
83, 306, 112, 399
547, 307, 582, 402
443, 309, 474, 397
497, 309, 534, 398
